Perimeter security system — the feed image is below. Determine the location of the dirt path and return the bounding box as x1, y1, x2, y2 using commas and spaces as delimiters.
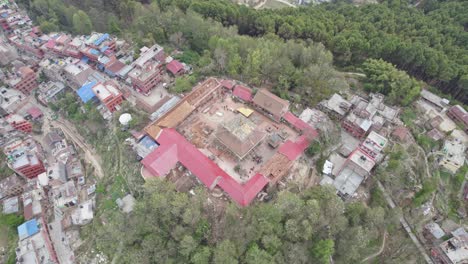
254, 0, 296, 9
361, 230, 387, 263
376, 181, 434, 264
417, 145, 432, 178
52, 119, 104, 179
253, 0, 267, 9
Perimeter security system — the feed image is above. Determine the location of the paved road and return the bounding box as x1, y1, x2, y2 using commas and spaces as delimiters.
376, 181, 434, 264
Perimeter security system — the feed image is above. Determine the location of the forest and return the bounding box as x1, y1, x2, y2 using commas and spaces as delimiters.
19, 0, 468, 103
16, 0, 468, 104
79, 180, 400, 263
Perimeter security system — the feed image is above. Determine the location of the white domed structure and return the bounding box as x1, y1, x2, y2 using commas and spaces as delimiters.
119, 113, 132, 126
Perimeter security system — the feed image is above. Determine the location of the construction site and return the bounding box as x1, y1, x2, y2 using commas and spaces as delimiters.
139, 78, 318, 206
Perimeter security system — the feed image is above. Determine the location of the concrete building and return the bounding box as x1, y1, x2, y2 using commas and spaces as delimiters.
63, 62, 95, 88
50, 180, 77, 208
332, 129, 386, 199
0, 39, 18, 65
439, 137, 466, 174
70, 199, 94, 225
91, 81, 124, 112
438, 228, 468, 264
129, 44, 165, 93
447, 105, 468, 133
37, 81, 66, 104
22, 187, 45, 220
333, 149, 376, 198
425, 222, 445, 240
16, 218, 59, 264
318, 93, 352, 119
342, 112, 372, 139
6, 66, 37, 95
0, 86, 24, 114
4, 138, 45, 179
343, 94, 399, 138
359, 131, 387, 161
0, 174, 24, 200
40, 59, 66, 82
8, 29, 46, 58
2, 196, 19, 214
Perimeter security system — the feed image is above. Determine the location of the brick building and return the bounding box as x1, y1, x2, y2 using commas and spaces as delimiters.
4, 139, 46, 179
6, 114, 32, 133
7, 66, 37, 95
342, 112, 372, 139
92, 81, 124, 112
0, 174, 24, 200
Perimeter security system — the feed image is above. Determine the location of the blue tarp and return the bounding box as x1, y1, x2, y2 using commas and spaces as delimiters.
77, 81, 97, 103
90, 49, 100, 56
139, 135, 158, 149
100, 46, 109, 53
17, 219, 39, 240
94, 33, 109, 46
81, 56, 89, 64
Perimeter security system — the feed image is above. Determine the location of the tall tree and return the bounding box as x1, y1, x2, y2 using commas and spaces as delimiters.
72, 10, 93, 34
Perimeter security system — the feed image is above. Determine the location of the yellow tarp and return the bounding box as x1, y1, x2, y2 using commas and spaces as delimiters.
237, 107, 254, 117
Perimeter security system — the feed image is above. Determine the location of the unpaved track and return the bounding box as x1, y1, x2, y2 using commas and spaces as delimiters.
53, 119, 104, 178
361, 230, 387, 263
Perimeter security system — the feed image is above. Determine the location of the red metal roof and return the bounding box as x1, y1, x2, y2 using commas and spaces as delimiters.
283, 112, 318, 138
166, 60, 184, 75
278, 135, 311, 161
220, 80, 234, 90
141, 128, 269, 206
106, 59, 125, 74
233, 85, 253, 102
27, 107, 43, 119
45, 39, 55, 49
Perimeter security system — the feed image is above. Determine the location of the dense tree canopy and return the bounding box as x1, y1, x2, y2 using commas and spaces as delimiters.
187, 0, 468, 102
81, 181, 394, 263
19, 0, 468, 103
362, 58, 421, 106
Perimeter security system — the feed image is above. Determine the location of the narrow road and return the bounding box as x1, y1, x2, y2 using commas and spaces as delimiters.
273, 0, 296, 7
376, 181, 434, 264
254, 0, 296, 9
343, 72, 366, 78
361, 230, 387, 263
49, 219, 75, 264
